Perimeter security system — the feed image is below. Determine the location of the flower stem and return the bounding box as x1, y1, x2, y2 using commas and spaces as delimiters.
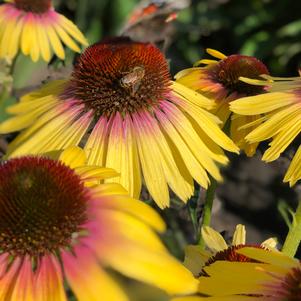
198, 177, 217, 248
282, 200, 301, 257
187, 185, 201, 240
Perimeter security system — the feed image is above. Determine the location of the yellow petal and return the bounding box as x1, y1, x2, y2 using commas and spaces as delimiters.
19, 80, 66, 103
284, 144, 301, 186
230, 92, 297, 115
176, 97, 239, 153
36, 18, 51, 62
245, 103, 301, 142
156, 110, 210, 189
103, 244, 199, 295
261, 237, 278, 250
194, 59, 218, 66
46, 22, 65, 60
21, 15, 35, 56
200, 261, 271, 296
29, 16, 40, 62
58, 14, 88, 46
184, 245, 210, 276
237, 247, 298, 268
91, 183, 128, 196
161, 103, 223, 181
201, 226, 228, 252
59, 146, 86, 169
93, 193, 166, 232
262, 116, 301, 161
100, 209, 166, 252
232, 224, 246, 246
132, 113, 170, 208
206, 48, 227, 59
1, 14, 22, 58
76, 166, 119, 181
0, 96, 57, 133
105, 114, 142, 198
85, 117, 108, 167
53, 21, 81, 53
172, 81, 216, 110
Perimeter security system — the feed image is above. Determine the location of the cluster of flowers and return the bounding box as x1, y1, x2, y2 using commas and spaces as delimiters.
0, 0, 300, 300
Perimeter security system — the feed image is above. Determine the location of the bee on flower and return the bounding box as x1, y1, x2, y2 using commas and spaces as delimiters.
0, 37, 239, 208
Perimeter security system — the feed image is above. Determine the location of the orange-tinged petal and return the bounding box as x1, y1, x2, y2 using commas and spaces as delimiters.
35, 255, 67, 301
62, 246, 128, 301
10, 257, 34, 301
0, 258, 22, 300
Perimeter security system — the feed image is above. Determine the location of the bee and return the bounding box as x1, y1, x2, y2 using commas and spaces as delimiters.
120, 66, 145, 95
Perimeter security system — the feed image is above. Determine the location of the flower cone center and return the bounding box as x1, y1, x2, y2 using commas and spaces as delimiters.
215, 55, 269, 96
201, 245, 263, 276
0, 157, 87, 256
14, 0, 51, 13
62, 37, 171, 117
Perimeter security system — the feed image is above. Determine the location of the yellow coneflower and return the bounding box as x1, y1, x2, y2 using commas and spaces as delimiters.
176, 247, 301, 300
0, 146, 198, 301
0, 0, 88, 62
184, 224, 277, 276
0, 37, 239, 208
230, 75, 301, 186
175, 48, 270, 156
171, 225, 277, 301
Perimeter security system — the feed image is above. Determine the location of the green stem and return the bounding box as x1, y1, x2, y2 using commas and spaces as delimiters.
187, 185, 201, 239
198, 177, 217, 248
282, 200, 301, 257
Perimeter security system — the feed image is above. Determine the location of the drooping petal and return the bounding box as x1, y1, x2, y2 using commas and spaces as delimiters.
284, 144, 301, 186
230, 92, 297, 115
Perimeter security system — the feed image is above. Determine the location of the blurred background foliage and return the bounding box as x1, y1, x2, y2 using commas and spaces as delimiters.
52, 0, 301, 76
